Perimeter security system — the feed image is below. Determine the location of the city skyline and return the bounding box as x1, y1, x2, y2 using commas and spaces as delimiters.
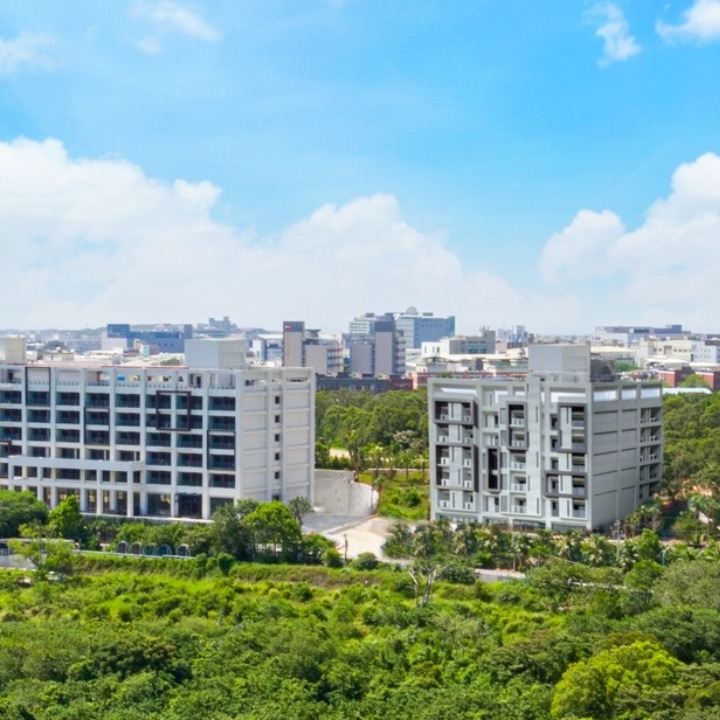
1, 2, 720, 332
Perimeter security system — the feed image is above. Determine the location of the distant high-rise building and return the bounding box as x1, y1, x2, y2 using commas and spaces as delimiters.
393, 307, 455, 349
282, 321, 343, 375
345, 313, 406, 376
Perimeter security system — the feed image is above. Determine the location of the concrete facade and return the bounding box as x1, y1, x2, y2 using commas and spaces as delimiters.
0, 342, 314, 520
429, 345, 663, 531
282, 321, 343, 375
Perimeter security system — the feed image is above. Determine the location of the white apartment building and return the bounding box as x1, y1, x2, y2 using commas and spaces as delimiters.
0, 339, 314, 520
429, 345, 662, 531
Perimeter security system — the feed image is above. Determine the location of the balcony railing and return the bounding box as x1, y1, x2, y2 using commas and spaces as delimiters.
510, 483, 528, 493
510, 505, 528, 515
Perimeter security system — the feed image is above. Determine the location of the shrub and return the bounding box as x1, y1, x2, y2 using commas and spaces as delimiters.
352, 552, 379, 571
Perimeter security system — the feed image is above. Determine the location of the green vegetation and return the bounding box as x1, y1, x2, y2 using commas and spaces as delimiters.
316, 389, 428, 473
663, 391, 720, 536
375, 470, 429, 520
0, 552, 718, 718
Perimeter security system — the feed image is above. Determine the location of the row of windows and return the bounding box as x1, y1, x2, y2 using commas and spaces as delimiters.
2, 391, 285, 411
10, 467, 240, 486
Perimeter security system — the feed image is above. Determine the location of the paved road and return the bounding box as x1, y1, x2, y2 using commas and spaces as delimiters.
303, 513, 397, 559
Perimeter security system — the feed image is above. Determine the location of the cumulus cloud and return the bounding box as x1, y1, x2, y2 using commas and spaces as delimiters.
539, 209, 625, 284
0, 138, 575, 332
539, 153, 720, 330
0, 33, 54, 75
586, 3, 642, 66
657, 0, 720, 42
130, 0, 220, 51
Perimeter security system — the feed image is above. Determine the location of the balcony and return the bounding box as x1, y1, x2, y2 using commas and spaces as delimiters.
208, 418, 235, 432
28, 410, 50, 424
208, 457, 235, 471
510, 483, 528, 493
510, 417, 525, 427
86, 396, 110, 408
57, 430, 80, 443
438, 457, 450, 466
572, 508, 587, 519
510, 504, 528, 515
509, 461, 526, 471
178, 454, 203, 468
177, 435, 203, 449
571, 486, 586, 498
209, 436, 234, 450
146, 433, 171, 448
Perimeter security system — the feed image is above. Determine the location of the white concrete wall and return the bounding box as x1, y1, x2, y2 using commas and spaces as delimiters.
314, 470, 377, 516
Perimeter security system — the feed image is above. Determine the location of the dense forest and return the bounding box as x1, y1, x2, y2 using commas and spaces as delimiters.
0, 556, 720, 719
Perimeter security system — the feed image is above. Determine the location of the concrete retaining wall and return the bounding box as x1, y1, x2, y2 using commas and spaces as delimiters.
314, 470, 377, 516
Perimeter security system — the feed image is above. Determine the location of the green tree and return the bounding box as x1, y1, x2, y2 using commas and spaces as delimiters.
210, 501, 256, 560
287, 496, 312, 527
0, 490, 48, 538
245, 501, 302, 560
48, 494, 84, 541
680, 374, 711, 389
551, 640, 682, 719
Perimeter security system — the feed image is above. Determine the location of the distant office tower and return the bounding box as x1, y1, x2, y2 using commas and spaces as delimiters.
282, 321, 343, 375
429, 344, 662, 531
0, 339, 314, 520
345, 313, 406, 376
393, 307, 455, 349
282, 321, 306, 368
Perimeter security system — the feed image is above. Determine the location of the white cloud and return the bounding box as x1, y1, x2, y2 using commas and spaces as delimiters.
539, 209, 624, 284
657, 0, 720, 42
130, 0, 220, 49
0, 32, 54, 75
0, 137, 575, 333
587, 3, 642, 66
539, 153, 720, 331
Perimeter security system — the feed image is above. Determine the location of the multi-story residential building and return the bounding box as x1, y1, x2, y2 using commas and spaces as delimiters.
0, 339, 314, 520
282, 321, 343, 375
429, 345, 662, 531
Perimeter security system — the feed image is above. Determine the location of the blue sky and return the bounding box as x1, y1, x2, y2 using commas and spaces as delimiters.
1, 1, 720, 333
